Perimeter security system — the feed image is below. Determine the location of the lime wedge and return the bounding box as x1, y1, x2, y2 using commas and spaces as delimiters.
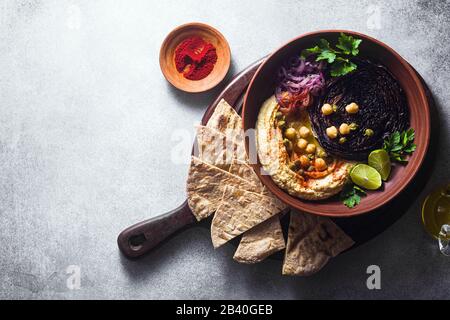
368, 149, 391, 181
350, 164, 382, 190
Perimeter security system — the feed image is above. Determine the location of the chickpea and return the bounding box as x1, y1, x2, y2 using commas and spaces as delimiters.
275, 111, 284, 120
283, 139, 293, 152
284, 127, 297, 141
345, 102, 359, 114
321, 104, 334, 116
315, 158, 327, 171
297, 138, 308, 150
339, 137, 347, 144
290, 159, 302, 172
289, 163, 299, 172
306, 143, 316, 154
299, 155, 310, 168
349, 123, 359, 131
299, 126, 311, 138
339, 123, 350, 135
364, 128, 374, 137
316, 147, 328, 159
326, 126, 338, 139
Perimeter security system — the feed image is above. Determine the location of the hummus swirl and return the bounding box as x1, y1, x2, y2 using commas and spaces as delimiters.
257, 96, 352, 201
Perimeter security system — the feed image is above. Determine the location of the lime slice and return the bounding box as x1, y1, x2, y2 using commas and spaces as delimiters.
350, 164, 382, 190
368, 149, 391, 181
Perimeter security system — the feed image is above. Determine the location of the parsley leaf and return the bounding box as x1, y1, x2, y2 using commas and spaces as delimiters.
315, 39, 336, 63
340, 184, 367, 208
383, 128, 417, 163
343, 193, 361, 208
330, 58, 357, 77
317, 50, 337, 63
336, 33, 362, 56
318, 39, 332, 50
302, 33, 362, 77
301, 46, 320, 58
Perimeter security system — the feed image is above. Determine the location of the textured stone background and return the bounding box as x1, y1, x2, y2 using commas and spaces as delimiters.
0, 0, 449, 299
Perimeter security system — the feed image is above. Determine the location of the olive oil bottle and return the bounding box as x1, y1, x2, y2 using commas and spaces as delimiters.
422, 184, 450, 255
422, 184, 450, 238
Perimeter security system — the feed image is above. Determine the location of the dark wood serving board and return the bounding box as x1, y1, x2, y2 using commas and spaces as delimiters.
118, 58, 437, 259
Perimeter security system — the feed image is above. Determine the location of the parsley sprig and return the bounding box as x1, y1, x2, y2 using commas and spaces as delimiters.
383, 128, 417, 163
340, 184, 367, 209
301, 33, 362, 77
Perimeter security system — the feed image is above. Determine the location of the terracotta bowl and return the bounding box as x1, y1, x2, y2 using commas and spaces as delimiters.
242, 30, 430, 218
159, 22, 231, 93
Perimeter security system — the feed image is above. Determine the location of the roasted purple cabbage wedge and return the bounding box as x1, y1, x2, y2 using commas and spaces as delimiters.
309, 59, 409, 160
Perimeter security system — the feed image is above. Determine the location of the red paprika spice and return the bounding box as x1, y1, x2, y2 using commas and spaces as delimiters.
174, 36, 218, 81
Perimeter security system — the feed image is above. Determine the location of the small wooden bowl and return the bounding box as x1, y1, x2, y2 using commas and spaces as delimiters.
159, 23, 231, 93
242, 30, 431, 218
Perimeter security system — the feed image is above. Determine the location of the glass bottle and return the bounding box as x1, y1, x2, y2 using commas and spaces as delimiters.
422, 184, 450, 256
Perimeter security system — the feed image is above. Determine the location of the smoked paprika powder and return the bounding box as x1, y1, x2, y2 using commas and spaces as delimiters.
174, 36, 218, 81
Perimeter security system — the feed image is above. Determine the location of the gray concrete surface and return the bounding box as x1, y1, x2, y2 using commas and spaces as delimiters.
0, 0, 449, 300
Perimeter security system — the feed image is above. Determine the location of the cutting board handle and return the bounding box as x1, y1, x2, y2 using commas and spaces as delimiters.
117, 200, 195, 259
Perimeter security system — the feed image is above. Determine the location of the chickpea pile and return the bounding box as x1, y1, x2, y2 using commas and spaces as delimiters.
278, 114, 329, 174
321, 102, 372, 143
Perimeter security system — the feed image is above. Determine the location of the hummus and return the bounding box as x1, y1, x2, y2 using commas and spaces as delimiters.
256, 96, 352, 200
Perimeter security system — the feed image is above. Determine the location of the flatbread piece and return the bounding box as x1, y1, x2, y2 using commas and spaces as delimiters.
187, 157, 260, 221
206, 99, 242, 133
194, 125, 235, 170
233, 215, 285, 264
211, 186, 286, 248
282, 211, 354, 276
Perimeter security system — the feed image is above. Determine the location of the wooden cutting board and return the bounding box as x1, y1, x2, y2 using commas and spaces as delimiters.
117, 58, 438, 259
